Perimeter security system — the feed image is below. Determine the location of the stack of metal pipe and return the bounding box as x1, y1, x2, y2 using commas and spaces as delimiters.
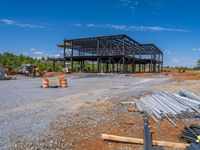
134, 90, 200, 126
181, 125, 200, 143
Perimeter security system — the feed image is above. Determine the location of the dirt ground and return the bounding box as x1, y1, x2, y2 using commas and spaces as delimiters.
128, 71, 200, 93
128, 69, 200, 81
45, 69, 200, 81
13, 99, 194, 150
44, 72, 70, 77
55, 101, 187, 150
162, 69, 200, 81
128, 70, 200, 94
7, 72, 200, 150
59, 72, 200, 150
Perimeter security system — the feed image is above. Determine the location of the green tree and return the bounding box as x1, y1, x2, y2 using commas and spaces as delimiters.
0, 51, 64, 72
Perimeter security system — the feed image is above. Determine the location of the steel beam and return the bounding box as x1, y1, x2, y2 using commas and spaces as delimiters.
59, 35, 163, 73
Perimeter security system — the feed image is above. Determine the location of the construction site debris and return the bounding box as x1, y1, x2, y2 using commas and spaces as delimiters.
101, 134, 189, 148
62, 67, 70, 74
181, 124, 200, 143
0, 66, 16, 80
1, 74, 192, 149
19, 64, 41, 77
134, 90, 200, 126
5, 65, 15, 75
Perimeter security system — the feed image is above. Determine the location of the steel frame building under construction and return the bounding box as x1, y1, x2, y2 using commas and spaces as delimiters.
55, 34, 163, 73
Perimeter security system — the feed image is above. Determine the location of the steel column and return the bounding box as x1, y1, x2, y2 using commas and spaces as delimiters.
53, 60, 55, 71
70, 42, 73, 72
97, 39, 100, 73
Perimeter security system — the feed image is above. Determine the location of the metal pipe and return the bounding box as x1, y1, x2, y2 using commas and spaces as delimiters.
144, 113, 153, 150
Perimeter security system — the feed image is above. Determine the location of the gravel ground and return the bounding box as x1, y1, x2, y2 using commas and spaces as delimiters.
0, 73, 170, 149
11, 100, 143, 150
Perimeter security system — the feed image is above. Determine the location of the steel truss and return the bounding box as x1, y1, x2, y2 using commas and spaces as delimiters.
55, 34, 163, 73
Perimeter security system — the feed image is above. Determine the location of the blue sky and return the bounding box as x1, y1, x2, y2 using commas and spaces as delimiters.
0, 0, 200, 67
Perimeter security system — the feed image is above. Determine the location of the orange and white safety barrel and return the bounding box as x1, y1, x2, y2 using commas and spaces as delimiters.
59, 77, 67, 88
42, 77, 49, 88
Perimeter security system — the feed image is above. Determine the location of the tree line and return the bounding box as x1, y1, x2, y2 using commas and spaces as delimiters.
0, 52, 63, 72
1, 51, 200, 71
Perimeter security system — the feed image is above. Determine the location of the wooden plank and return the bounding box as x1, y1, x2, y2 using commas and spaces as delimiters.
102, 134, 189, 149
121, 101, 135, 105
127, 107, 140, 112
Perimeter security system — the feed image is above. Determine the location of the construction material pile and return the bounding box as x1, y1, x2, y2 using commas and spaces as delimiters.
181, 124, 200, 150
181, 125, 200, 143
134, 90, 200, 126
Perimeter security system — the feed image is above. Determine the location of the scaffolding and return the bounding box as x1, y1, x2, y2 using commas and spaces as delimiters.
53, 34, 163, 73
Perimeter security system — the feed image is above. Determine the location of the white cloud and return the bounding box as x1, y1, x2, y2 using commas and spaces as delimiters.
16, 23, 43, 28
27, 48, 59, 59
75, 23, 82, 27
0, 18, 46, 28
86, 23, 102, 28
30, 48, 45, 56
109, 24, 126, 30
164, 51, 172, 55
53, 54, 61, 57
192, 48, 200, 51
1, 19, 15, 25
172, 58, 180, 63
30, 48, 36, 52
118, 0, 139, 12
128, 25, 189, 32
34, 51, 44, 55
77, 23, 189, 32
165, 57, 197, 67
